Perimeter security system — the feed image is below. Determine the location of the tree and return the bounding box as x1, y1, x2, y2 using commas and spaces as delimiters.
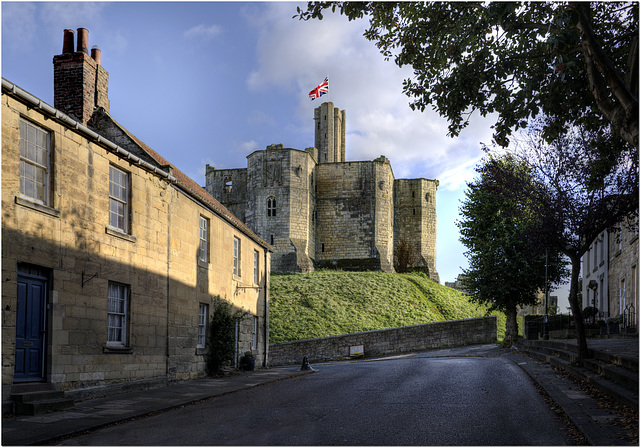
296, 2, 638, 148
457, 154, 566, 341
507, 121, 638, 360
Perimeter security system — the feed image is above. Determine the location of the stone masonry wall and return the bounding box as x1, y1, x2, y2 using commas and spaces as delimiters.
203, 102, 438, 278
315, 161, 384, 270
2, 88, 271, 404
608, 220, 639, 320
269, 316, 497, 366
394, 178, 439, 281
205, 166, 248, 222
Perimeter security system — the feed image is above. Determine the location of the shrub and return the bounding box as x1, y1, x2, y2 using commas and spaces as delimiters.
205, 296, 247, 374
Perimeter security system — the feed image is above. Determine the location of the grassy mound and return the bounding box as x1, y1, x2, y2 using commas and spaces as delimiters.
269, 270, 501, 344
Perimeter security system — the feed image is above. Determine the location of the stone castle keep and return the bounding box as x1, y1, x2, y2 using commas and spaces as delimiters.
205, 102, 440, 282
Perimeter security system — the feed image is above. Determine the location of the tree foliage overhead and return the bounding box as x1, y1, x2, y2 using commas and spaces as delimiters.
508, 120, 638, 359
514, 120, 638, 256
296, 2, 638, 147
457, 155, 566, 337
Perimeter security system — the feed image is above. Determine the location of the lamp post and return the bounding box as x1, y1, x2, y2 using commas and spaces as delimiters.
542, 248, 550, 340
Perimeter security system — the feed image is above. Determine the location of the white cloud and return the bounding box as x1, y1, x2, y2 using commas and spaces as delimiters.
40, 2, 107, 26
436, 155, 484, 192
184, 24, 223, 40
242, 3, 495, 186
235, 140, 260, 154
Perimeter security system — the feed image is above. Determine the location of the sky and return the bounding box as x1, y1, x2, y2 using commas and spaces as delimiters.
2, 1, 504, 285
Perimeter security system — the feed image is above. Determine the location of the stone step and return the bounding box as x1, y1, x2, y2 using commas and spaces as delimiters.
11, 390, 75, 415
15, 398, 75, 415
582, 358, 639, 391
517, 342, 639, 410
520, 339, 638, 373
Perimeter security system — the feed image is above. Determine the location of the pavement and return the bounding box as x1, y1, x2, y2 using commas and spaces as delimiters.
2, 339, 638, 446
2, 367, 314, 446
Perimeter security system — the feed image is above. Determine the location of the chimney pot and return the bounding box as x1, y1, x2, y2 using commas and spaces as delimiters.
91, 45, 101, 65
62, 29, 75, 54
77, 28, 89, 54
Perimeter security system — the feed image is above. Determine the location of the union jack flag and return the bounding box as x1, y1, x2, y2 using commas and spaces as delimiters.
309, 77, 329, 100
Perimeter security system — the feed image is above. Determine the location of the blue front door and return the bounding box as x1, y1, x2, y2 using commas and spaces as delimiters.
15, 274, 47, 382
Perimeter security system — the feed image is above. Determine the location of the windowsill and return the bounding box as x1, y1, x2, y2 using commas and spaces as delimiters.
196, 347, 209, 356
105, 227, 136, 243
197, 259, 209, 269
103, 346, 133, 354
15, 196, 60, 218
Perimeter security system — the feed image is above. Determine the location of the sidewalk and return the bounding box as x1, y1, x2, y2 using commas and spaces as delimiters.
508, 338, 638, 446
2, 367, 312, 446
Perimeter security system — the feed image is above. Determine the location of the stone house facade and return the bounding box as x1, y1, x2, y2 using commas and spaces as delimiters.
206, 102, 440, 282
2, 28, 272, 406
582, 216, 638, 326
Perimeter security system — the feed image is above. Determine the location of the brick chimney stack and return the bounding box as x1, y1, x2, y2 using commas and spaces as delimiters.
53, 28, 109, 124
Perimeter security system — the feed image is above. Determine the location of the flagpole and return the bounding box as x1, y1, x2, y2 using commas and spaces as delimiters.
327, 75, 330, 103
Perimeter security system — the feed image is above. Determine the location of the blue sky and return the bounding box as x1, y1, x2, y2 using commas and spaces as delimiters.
2, 1, 501, 284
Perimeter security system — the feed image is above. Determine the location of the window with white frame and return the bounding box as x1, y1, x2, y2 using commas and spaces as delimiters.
107, 282, 129, 346
254, 250, 259, 284
109, 165, 129, 233
585, 249, 590, 273
199, 216, 209, 263
233, 237, 241, 276
198, 303, 208, 348
20, 118, 51, 205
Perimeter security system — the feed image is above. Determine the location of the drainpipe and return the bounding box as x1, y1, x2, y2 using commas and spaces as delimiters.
263, 250, 269, 367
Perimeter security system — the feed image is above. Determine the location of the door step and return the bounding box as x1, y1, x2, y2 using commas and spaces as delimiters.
11, 384, 74, 415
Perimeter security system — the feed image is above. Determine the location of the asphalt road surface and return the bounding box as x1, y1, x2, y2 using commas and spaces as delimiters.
61, 349, 572, 445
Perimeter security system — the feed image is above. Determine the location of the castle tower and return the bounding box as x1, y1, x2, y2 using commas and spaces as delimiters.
314, 102, 346, 163
53, 28, 109, 125
393, 178, 439, 282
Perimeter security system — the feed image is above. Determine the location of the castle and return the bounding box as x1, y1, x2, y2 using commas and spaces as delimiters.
205, 102, 440, 282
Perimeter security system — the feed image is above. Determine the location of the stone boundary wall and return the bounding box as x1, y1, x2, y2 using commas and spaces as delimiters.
269, 316, 497, 366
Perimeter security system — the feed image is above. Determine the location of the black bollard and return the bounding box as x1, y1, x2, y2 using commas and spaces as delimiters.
300, 356, 314, 371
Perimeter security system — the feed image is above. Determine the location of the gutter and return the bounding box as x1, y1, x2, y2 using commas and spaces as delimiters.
2, 78, 177, 183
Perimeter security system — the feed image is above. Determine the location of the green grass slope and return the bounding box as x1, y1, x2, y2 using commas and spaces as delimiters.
269, 270, 498, 344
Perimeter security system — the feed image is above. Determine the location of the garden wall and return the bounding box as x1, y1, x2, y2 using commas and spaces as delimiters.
269, 316, 497, 366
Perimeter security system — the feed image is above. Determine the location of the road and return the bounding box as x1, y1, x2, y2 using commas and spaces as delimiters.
61, 347, 572, 445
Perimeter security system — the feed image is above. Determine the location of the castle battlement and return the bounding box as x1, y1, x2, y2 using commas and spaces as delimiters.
205, 103, 439, 282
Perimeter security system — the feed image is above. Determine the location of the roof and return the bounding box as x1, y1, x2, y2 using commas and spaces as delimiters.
1, 78, 272, 252
112, 117, 272, 251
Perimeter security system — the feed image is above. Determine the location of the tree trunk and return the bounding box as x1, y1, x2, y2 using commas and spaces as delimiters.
505, 303, 519, 341
567, 255, 590, 362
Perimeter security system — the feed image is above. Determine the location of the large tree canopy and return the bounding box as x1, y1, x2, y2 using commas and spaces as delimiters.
297, 2, 638, 147
511, 120, 638, 359
457, 154, 566, 340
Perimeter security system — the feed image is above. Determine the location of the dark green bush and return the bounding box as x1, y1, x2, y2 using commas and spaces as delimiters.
205, 297, 247, 374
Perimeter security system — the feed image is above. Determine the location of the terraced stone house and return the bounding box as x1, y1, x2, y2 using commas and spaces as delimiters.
2, 28, 272, 410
